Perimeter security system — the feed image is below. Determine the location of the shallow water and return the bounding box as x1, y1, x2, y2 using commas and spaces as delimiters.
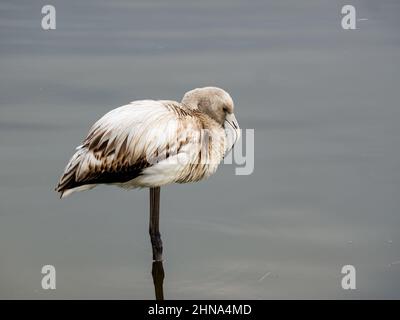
0, 0, 399, 299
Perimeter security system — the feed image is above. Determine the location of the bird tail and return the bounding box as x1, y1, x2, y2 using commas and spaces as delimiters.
55, 146, 87, 198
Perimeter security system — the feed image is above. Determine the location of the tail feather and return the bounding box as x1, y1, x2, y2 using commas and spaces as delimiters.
55, 147, 87, 197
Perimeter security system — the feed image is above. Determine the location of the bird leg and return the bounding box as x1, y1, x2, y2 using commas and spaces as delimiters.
151, 260, 165, 300
149, 187, 163, 261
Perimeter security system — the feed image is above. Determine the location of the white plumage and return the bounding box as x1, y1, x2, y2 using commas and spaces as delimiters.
56, 87, 240, 198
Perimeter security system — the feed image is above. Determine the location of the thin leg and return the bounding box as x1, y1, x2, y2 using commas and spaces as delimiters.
151, 260, 165, 300
149, 187, 163, 261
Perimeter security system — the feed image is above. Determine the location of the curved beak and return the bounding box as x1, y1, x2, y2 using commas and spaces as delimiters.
224, 113, 240, 153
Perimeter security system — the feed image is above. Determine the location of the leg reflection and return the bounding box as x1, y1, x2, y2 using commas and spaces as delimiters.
151, 260, 165, 300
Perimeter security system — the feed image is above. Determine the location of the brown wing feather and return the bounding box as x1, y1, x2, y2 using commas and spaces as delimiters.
55, 100, 194, 195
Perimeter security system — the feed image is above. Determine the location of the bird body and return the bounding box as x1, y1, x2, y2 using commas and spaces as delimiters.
56, 87, 240, 198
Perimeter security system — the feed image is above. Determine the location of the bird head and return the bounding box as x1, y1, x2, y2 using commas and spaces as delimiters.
181, 87, 240, 151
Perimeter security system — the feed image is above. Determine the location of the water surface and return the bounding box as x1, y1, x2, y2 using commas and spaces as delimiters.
0, 0, 399, 298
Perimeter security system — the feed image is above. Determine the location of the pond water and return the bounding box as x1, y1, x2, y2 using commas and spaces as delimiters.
0, 0, 399, 298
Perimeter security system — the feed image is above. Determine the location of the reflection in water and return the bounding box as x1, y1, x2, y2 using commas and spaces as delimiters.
151, 261, 165, 300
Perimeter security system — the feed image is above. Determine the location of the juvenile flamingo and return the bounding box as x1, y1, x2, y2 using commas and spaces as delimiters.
55, 87, 240, 263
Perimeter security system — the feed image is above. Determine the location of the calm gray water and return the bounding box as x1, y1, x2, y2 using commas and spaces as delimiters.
0, 0, 399, 299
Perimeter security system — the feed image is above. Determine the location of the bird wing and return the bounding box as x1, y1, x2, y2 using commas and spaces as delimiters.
55, 100, 209, 194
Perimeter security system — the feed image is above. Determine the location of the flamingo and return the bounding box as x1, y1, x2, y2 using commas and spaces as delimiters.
55, 87, 240, 263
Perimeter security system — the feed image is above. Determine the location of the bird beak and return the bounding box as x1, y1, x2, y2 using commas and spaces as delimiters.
224, 113, 240, 153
